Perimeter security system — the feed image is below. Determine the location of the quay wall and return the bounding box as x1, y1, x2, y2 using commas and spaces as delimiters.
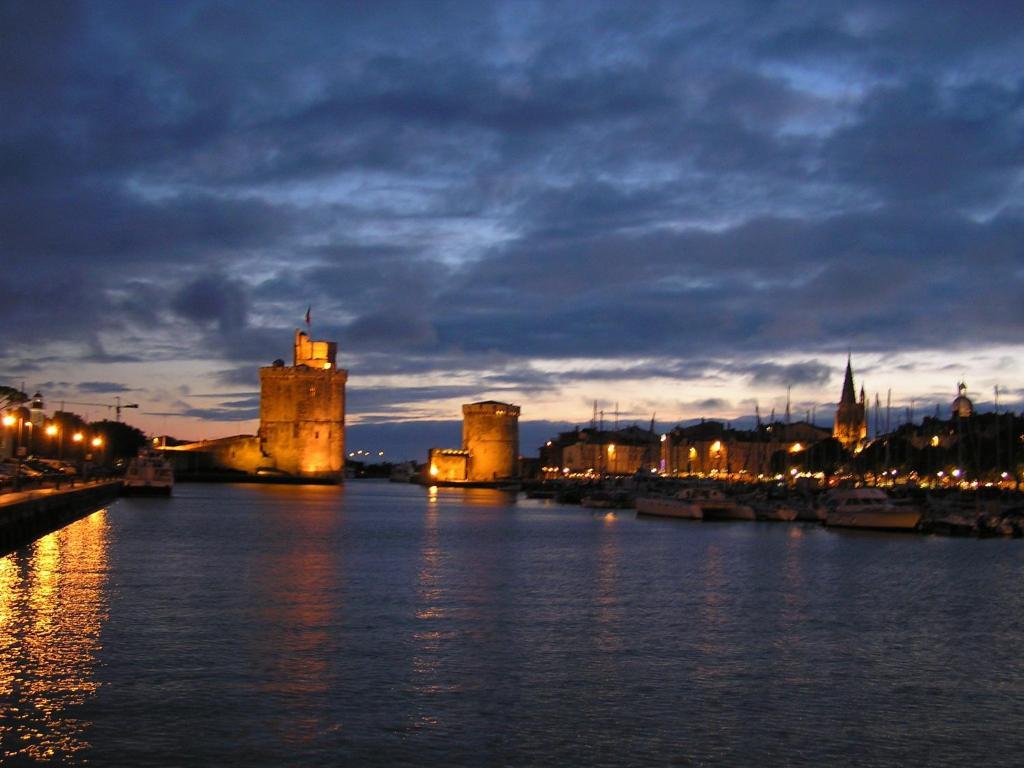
0, 481, 121, 555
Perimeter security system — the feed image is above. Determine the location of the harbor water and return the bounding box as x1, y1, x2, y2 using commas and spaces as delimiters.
2, 481, 1023, 766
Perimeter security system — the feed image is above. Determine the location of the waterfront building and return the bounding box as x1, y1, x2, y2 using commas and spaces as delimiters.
463, 401, 520, 482
258, 330, 348, 478
426, 401, 520, 484
659, 420, 829, 478
427, 448, 470, 482
550, 425, 660, 476
833, 357, 868, 451
166, 329, 348, 480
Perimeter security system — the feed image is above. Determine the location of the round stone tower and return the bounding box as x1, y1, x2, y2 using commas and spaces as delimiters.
462, 401, 520, 482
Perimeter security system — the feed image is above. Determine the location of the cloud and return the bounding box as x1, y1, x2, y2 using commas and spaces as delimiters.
179, 406, 260, 422
3, 1, 1023, 437
77, 381, 139, 394
171, 273, 249, 332
732, 360, 833, 388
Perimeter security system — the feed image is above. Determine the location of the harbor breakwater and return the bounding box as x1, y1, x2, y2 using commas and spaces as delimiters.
0, 481, 121, 555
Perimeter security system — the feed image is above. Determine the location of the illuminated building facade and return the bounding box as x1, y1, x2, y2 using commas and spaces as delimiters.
558, 426, 660, 475
426, 401, 520, 484
258, 330, 348, 479
427, 448, 470, 482
462, 401, 520, 481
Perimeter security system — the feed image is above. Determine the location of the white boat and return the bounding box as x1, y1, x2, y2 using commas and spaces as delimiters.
636, 487, 755, 521
823, 488, 920, 531
123, 448, 174, 496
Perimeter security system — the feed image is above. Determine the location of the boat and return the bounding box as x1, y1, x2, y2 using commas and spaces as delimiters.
753, 500, 800, 522
636, 487, 754, 521
743, 489, 804, 522
122, 447, 174, 496
823, 488, 920, 531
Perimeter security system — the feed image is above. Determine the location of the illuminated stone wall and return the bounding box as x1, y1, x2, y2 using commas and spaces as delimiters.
165, 435, 262, 473
258, 330, 347, 478
427, 448, 469, 482
462, 401, 519, 481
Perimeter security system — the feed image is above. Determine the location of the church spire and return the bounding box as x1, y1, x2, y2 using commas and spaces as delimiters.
840, 355, 856, 405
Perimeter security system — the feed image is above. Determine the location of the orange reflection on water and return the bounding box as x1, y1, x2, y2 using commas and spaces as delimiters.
254, 494, 338, 747
0, 509, 110, 763
409, 502, 461, 719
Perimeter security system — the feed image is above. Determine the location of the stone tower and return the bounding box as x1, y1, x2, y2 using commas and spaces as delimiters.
833, 356, 867, 451
462, 401, 520, 481
258, 330, 347, 479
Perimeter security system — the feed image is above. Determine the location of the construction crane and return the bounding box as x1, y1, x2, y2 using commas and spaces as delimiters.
58, 395, 140, 422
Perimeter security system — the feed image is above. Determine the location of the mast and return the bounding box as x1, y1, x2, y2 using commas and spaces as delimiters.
994, 385, 1000, 476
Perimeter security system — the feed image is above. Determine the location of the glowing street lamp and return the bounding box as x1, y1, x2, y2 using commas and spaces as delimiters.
72, 432, 84, 443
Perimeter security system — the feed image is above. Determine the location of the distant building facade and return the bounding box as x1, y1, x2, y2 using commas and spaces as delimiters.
833, 357, 867, 451
557, 425, 660, 475
660, 420, 829, 477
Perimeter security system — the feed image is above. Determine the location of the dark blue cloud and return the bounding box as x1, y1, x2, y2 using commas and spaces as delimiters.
77, 382, 139, 394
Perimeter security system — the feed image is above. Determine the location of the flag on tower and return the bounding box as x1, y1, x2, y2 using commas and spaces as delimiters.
305, 306, 311, 328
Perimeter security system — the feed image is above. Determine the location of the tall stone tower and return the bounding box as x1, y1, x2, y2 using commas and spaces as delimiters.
258, 330, 347, 479
833, 356, 867, 451
462, 401, 520, 481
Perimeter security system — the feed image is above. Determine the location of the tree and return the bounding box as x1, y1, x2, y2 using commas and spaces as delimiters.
0, 385, 27, 412
90, 420, 147, 463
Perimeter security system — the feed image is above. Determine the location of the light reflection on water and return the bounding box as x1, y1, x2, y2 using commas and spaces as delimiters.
1, 483, 1024, 766
0, 509, 109, 764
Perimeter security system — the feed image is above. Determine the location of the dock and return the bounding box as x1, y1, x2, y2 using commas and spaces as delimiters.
0, 480, 121, 555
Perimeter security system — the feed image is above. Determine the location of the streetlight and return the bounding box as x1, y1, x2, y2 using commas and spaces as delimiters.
3, 412, 25, 488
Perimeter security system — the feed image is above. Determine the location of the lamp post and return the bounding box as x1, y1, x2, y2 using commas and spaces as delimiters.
46, 422, 62, 459
2, 413, 14, 458
91, 436, 104, 464
3, 412, 25, 489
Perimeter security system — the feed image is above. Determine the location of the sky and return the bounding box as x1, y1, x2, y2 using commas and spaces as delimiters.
2, 1, 1023, 461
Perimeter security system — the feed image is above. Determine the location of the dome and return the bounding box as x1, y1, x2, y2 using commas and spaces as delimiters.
952, 382, 973, 418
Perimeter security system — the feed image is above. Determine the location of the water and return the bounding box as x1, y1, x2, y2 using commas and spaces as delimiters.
2, 481, 1023, 766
